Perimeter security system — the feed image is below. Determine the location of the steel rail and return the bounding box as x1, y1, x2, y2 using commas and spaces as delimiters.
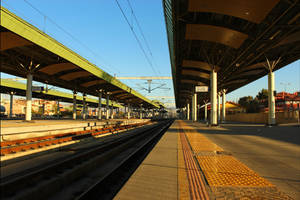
0, 121, 150, 155
75, 119, 174, 200
0, 120, 171, 200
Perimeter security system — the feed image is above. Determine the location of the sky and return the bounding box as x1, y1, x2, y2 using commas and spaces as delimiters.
1, 0, 299, 107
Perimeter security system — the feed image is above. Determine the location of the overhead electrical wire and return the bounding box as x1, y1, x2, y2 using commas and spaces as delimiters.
126, 0, 153, 58
18, 0, 170, 97
115, 0, 160, 77
125, 0, 163, 79
3, 0, 159, 97
23, 0, 121, 75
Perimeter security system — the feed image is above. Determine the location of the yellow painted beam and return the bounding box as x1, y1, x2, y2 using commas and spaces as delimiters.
0, 79, 122, 108
0, 6, 159, 108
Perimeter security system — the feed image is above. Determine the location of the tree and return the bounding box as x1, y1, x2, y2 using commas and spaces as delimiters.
238, 96, 260, 113
256, 89, 268, 101
256, 88, 269, 107
238, 96, 253, 108
247, 99, 260, 113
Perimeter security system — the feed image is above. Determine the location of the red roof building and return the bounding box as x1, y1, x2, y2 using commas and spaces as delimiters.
275, 92, 300, 111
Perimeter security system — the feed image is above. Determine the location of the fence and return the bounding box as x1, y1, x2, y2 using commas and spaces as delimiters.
226, 111, 299, 124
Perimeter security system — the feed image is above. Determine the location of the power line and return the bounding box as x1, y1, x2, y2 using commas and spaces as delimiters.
115, 0, 159, 77
126, 0, 152, 58
126, 0, 162, 76
23, 0, 121, 75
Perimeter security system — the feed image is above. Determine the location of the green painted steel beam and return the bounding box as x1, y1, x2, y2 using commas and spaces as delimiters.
0, 6, 160, 108
0, 79, 123, 108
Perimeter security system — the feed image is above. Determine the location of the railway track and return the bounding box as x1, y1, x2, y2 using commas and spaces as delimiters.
0, 121, 150, 156
0, 119, 173, 200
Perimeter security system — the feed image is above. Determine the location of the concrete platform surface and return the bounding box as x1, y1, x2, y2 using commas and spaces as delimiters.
0, 119, 150, 142
187, 121, 300, 199
1, 119, 148, 128
114, 121, 178, 200
115, 120, 298, 199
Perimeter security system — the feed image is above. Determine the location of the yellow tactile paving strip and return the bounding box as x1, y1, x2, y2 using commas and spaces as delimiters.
177, 121, 210, 200
203, 170, 273, 187
183, 125, 223, 153
198, 155, 256, 175
185, 132, 223, 153
177, 130, 191, 200
198, 155, 273, 187
178, 121, 274, 188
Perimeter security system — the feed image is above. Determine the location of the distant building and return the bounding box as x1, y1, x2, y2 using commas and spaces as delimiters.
262, 91, 300, 112
223, 101, 245, 113
207, 101, 245, 113
0, 98, 63, 116
275, 91, 300, 111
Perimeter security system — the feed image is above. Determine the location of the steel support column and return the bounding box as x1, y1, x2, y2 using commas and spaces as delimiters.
98, 92, 102, 120
268, 71, 276, 125
106, 94, 110, 119
222, 89, 227, 122
127, 104, 131, 119
111, 102, 114, 119
204, 100, 208, 122
25, 73, 32, 121
73, 91, 77, 120
187, 103, 190, 120
264, 57, 280, 125
9, 92, 14, 118
210, 70, 217, 125
192, 93, 197, 121
82, 94, 86, 120
217, 92, 221, 123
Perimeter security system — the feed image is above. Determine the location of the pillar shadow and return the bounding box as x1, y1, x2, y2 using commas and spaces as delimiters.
185, 122, 300, 146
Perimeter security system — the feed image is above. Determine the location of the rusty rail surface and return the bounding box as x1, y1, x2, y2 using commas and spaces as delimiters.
0, 120, 172, 200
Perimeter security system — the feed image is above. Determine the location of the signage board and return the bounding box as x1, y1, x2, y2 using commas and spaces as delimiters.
195, 86, 208, 92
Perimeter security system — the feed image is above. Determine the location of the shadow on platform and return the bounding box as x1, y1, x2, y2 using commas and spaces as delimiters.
176, 121, 300, 146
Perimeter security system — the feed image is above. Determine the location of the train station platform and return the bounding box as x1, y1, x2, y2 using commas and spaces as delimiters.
0, 119, 150, 142
0, 118, 151, 163
115, 120, 298, 199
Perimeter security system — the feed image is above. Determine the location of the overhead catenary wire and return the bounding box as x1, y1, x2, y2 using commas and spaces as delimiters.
22, 0, 121, 75
125, 0, 163, 77
12, 0, 169, 98
2, 0, 172, 104
126, 0, 153, 59
12, 0, 141, 96
115, 0, 160, 77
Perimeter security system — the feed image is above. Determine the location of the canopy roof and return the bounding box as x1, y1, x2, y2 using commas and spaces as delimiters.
163, 0, 300, 107
0, 7, 160, 109
0, 79, 122, 108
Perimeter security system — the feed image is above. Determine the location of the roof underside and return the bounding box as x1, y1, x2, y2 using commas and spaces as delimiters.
0, 7, 160, 109
163, 0, 300, 107
0, 79, 122, 108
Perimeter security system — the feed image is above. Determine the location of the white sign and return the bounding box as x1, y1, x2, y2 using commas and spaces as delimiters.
195, 86, 208, 92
